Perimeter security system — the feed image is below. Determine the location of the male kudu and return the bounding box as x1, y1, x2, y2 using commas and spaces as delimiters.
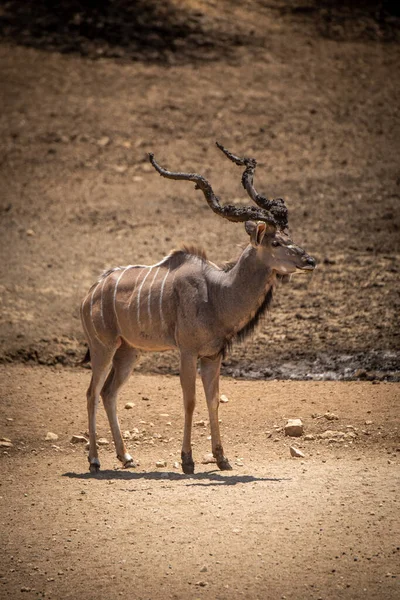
81, 143, 316, 473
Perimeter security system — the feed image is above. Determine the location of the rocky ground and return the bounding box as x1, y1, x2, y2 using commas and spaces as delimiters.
0, 365, 399, 600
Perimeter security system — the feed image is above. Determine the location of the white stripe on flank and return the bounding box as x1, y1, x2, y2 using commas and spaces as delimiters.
99, 275, 108, 328
137, 267, 153, 327
147, 267, 160, 324
90, 282, 104, 343
113, 266, 132, 333
159, 268, 170, 327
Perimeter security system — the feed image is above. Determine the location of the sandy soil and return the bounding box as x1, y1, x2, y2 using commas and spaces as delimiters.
1, 365, 399, 600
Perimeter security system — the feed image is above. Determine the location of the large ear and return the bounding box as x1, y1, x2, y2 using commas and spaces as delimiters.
245, 221, 268, 247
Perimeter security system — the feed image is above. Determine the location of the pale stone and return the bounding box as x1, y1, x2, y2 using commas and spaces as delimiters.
324, 412, 339, 421
156, 460, 167, 468
304, 434, 315, 441
70, 435, 88, 444
0, 440, 13, 448
284, 419, 304, 437
290, 446, 305, 458
220, 394, 229, 403
45, 432, 59, 441
124, 402, 135, 409
319, 430, 345, 440
202, 453, 216, 464
97, 438, 109, 446
97, 136, 110, 146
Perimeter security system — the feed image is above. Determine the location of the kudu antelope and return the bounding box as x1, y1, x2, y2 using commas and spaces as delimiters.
81, 143, 316, 474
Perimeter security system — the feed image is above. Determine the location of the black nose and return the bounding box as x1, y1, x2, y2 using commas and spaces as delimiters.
306, 256, 316, 267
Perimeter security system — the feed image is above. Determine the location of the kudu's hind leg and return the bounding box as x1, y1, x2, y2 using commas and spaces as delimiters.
180, 352, 197, 474
87, 347, 115, 473
101, 343, 139, 468
200, 355, 232, 471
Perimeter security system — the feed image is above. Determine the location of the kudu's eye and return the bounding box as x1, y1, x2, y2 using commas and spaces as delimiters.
271, 240, 280, 247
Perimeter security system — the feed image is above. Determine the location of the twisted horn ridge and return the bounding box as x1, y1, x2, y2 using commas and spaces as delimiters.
148, 153, 279, 226
216, 142, 288, 230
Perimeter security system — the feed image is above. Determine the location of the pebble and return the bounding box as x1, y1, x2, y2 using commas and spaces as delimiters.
194, 420, 207, 427
220, 394, 229, 403
324, 412, 339, 421
97, 438, 109, 446
304, 434, 315, 441
173, 461, 180, 469
290, 446, 305, 458
45, 432, 59, 441
202, 453, 216, 464
70, 435, 88, 444
0, 440, 13, 448
200, 566, 208, 572
124, 402, 135, 410
284, 419, 304, 437
156, 460, 167, 468
97, 136, 110, 147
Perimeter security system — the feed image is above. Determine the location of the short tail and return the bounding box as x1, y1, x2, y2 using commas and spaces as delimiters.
79, 347, 91, 366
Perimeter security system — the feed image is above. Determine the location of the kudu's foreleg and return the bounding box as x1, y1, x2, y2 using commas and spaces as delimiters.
180, 352, 198, 474
200, 355, 232, 471
101, 343, 139, 468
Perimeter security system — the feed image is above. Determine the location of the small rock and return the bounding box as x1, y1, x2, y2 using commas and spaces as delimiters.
200, 566, 208, 573
26, 229, 35, 236
156, 460, 167, 468
304, 434, 315, 441
70, 435, 88, 444
112, 164, 127, 174
173, 461, 180, 469
194, 420, 207, 427
319, 430, 345, 440
45, 432, 59, 441
122, 431, 131, 439
284, 419, 304, 437
196, 581, 208, 587
235, 459, 244, 466
97, 136, 110, 147
220, 394, 229, 403
324, 412, 339, 421
0, 440, 13, 448
21, 587, 31, 592
365, 420, 373, 426
201, 453, 216, 464
124, 402, 135, 410
97, 438, 109, 446
290, 446, 305, 458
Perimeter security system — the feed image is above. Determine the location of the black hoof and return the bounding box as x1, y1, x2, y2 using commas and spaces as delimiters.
182, 461, 195, 475
89, 461, 100, 473
217, 458, 232, 471
181, 451, 195, 475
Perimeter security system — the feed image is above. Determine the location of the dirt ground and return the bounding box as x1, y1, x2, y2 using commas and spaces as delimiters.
1, 365, 399, 600
0, 2, 400, 599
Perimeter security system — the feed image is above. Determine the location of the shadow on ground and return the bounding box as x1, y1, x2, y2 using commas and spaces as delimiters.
63, 469, 287, 486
